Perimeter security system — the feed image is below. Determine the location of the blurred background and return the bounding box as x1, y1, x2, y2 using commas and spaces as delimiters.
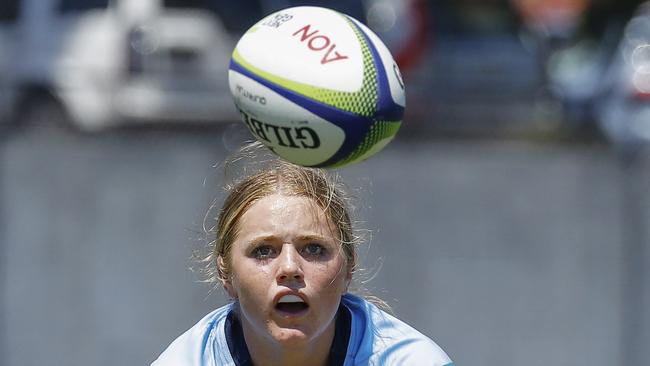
1, 0, 650, 365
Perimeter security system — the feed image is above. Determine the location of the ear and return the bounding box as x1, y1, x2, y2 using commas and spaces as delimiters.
217, 256, 237, 299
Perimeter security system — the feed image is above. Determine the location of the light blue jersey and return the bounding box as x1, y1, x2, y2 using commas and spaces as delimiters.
152, 293, 454, 366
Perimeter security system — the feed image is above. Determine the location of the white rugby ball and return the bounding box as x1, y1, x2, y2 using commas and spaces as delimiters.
228, 6, 405, 168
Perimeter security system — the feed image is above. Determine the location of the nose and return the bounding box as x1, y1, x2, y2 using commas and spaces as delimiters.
276, 244, 304, 284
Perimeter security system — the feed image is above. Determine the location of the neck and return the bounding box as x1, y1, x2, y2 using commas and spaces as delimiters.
251, 348, 330, 366
240, 319, 335, 366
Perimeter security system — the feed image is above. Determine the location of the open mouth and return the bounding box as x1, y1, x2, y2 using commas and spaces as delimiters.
275, 294, 309, 314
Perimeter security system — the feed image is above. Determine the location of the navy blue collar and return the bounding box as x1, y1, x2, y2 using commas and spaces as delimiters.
225, 303, 351, 366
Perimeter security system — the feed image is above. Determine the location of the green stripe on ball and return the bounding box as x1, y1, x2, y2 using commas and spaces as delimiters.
231, 16, 378, 117
331, 120, 401, 168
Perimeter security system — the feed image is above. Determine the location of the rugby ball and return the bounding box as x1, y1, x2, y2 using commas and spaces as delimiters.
228, 6, 405, 168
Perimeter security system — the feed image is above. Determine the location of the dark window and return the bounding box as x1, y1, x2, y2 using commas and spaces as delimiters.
285, 0, 365, 20
164, 0, 215, 9
162, 0, 366, 34
430, 0, 520, 36
0, 0, 20, 22
58, 0, 110, 13
163, 0, 264, 34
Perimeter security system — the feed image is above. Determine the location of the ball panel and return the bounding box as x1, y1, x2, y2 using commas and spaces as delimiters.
229, 69, 346, 167
324, 16, 378, 118
348, 17, 406, 110
230, 54, 374, 136
234, 6, 365, 92
331, 120, 401, 167
231, 51, 379, 168
232, 48, 371, 116
231, 13, 398, 124
228, 6, 405, 168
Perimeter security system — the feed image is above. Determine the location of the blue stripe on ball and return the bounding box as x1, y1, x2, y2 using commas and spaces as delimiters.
346, 17, 405, 122
229, 59, 373, 168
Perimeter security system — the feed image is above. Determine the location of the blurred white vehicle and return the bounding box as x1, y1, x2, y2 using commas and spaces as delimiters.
0, 0, 425, 132
595, 2, 650, 145
0, 0, 240, 131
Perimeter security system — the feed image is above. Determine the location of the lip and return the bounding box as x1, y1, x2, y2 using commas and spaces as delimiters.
272, 290, 310, 318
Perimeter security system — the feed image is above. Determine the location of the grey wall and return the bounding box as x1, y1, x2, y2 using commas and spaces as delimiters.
1, 125, 648, 366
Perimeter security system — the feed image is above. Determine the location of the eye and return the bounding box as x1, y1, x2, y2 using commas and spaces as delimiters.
303, 243, 326, 257
251, 245, 275, 260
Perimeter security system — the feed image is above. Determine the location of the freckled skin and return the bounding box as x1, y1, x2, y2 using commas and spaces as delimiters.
224, 194, 350, 365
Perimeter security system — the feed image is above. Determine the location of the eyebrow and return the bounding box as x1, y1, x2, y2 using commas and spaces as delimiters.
296, 234, 333, 243
248, 234, 276, 243
245, 233, 334, 245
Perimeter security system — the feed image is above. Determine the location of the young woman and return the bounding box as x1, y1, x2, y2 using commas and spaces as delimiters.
152, 158, 453, 366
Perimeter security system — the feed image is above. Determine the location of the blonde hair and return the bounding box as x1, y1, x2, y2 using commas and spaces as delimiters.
209, 152, 358, 284
198, 143, 390, 312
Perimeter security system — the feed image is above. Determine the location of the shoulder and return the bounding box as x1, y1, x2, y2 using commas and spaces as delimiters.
151, 303, 234, 366
342, 294, 454, 366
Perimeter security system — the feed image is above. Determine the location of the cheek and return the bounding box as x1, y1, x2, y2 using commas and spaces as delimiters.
231, 261, 272, 301
311, 257, 349, 294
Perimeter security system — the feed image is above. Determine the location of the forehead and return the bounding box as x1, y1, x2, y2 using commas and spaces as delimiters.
237, 194, 335, 237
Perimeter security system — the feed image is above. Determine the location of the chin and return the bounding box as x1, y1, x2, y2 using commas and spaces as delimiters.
272, 327, 311, 347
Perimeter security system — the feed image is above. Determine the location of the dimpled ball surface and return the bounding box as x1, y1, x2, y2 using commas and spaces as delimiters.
228, 6, 405, 168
